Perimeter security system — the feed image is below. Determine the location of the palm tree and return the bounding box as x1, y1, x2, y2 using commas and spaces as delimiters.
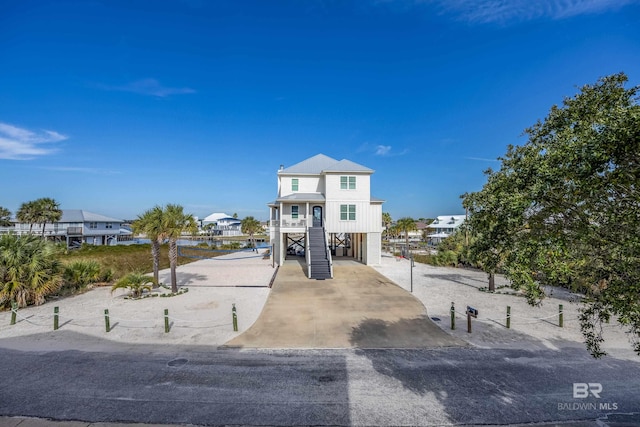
132, 206, 165, 287
382, 212, 392, 239
17, 200, 39, 234
162, 204, 197, 293
241, 216, 262, 250
203, 223, 215, 237
395, 217, 417, 257
0, 234, 63, 308
63, 260, 102, 290
36, 197, 62, 239
111, 272, 154, 299
0, 206, 11, 227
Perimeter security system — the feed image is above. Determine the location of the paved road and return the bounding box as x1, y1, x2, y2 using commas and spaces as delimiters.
1, 339, 638, 426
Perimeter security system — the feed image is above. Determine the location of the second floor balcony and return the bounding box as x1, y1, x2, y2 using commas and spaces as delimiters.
270, 216, 308, 230
67, 227, 83, 235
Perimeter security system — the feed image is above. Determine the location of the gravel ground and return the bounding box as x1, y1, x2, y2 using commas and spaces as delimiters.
372, 253, 637, 360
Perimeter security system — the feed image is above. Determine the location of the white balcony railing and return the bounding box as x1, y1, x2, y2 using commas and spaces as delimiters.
269, 218, 307, 229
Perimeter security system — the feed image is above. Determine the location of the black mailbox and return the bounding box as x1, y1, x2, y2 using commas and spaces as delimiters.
466, 306, 478, 318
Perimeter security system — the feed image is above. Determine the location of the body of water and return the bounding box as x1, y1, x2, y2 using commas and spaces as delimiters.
119, 238, 270, 248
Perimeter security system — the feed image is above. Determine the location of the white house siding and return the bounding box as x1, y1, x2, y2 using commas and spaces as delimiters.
324, 173, 371, 202
325, 201, 381, 233
280, 176, 324, 196
282, 204, 309, 219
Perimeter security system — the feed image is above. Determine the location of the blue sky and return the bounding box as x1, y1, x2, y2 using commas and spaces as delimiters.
1, 0, 639, 221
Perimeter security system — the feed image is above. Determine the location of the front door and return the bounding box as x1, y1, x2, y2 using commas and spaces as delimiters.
312, 206, 323, 227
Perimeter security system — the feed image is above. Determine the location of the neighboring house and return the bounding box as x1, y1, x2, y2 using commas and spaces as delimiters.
268, 154, 385, 278
201, 212, 242, 236
426, 215, 466, 245
0, 209, 130, 248
409, 221, 429, 241
386, 221, 426, 243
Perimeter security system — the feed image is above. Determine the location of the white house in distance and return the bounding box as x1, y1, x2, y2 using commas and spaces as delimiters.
268, 154, 384, 278
201, 212, 242, 236
426, 214, 466, 245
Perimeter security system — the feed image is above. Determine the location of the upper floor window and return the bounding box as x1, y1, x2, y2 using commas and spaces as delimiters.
89, 222, 98, 229
340, 204, 356, 221
340, 176, 356, 190
291, 205, 299, 219
292, 178, 299, 192
105, 223, 113, 229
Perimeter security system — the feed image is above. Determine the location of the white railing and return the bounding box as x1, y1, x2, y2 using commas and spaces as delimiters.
307, 242, 312, 279
326, 228, 333, 279
270, 218, 307, 228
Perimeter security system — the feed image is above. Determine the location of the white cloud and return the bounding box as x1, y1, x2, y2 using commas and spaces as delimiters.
0, 122, 67, 160
409, 0, 635, 24
40, 166, 121, 175
357, 142, 408, 156
98, 78, 196, 97
375, 145, 392, 156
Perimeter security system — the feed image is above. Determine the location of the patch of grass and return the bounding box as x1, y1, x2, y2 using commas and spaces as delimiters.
59, 244, 199, 281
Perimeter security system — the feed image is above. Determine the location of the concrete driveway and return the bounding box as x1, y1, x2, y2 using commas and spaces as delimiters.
225, 258, 466, 349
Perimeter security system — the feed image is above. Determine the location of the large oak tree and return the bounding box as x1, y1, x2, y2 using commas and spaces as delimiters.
462, 73, 640, 357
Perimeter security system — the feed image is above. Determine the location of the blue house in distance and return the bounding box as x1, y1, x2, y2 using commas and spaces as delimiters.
0, 209, 131, 248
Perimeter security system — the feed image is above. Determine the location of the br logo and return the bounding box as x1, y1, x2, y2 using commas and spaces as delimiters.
573, 383, 602, 398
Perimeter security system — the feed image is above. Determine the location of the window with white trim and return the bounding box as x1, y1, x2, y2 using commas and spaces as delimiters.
105, 223, 113, 229
292, 178, 299, 192
340, 176, 356, 190
340, 204, 356, 221
291, 205, 299, 219
89, 222, 98, 229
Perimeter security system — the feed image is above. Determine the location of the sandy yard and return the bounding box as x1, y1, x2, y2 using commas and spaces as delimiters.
0, 250, 636, 361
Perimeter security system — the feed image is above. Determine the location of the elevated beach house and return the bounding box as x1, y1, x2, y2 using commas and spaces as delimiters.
426, 214, 466, 245
0, 209, 130, 248
268, 154, 384, 279
201, 212, 242, 236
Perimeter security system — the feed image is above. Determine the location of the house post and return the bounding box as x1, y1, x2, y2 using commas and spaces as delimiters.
306, 202, 310, 228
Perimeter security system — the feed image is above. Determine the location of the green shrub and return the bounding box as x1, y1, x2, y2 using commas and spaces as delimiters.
111, 272, 154, 299
0, 234, 63, 308
436, 250, 458, 267
220, 242, 242, 250
100, 268, 114, 283
63, 260, 102, 290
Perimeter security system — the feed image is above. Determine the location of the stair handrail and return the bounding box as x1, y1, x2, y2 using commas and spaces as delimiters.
306, 226, 312, 278
325, 226, 333, 279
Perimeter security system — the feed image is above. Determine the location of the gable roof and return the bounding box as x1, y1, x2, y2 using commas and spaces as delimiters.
280, 154, 338, 174
428, 215, 466, 229
60, 210, 124, 223
279, 154, 373, 175
323, 158, 373, 173
203, 212, 236, 222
